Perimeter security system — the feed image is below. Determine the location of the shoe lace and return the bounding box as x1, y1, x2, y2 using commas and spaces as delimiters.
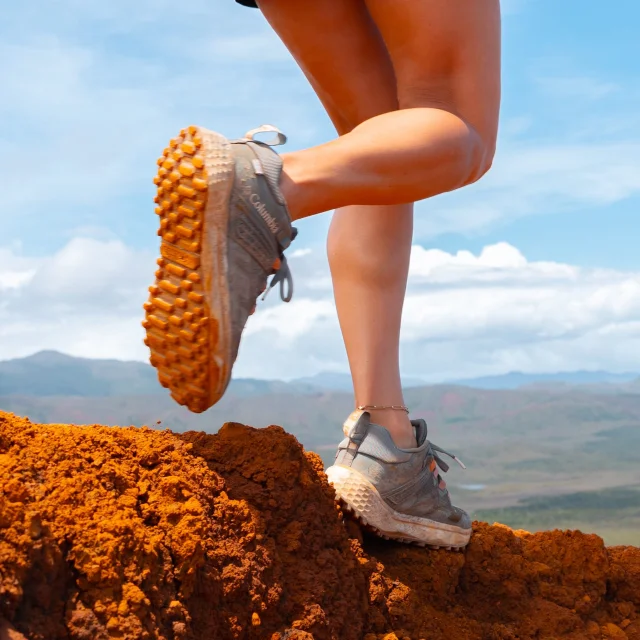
241, 125, 297, 305
261, 227, 298, 303
427, 441, 466, 490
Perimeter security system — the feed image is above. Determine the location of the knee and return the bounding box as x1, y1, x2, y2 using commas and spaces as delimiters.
437, 120, 496, 189
436, 113, 496, 188
419, 117, 495, 190
464, 136, 496, 186
398, 87, 496, 187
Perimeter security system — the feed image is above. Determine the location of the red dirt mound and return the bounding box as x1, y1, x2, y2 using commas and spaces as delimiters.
0, 410, 638, 639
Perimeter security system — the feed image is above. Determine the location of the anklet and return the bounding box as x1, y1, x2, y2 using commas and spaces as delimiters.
357, 404, 409, 414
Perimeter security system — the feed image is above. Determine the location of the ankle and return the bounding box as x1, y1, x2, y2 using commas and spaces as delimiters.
366, 409, 416, 449
281, 150, 336, 220
280, 153, 306, 220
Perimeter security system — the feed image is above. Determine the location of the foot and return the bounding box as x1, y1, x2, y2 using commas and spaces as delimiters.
143, 125, 296, 412
326, 410, 471, 549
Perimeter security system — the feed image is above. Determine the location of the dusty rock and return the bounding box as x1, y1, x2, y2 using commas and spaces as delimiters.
0, 618, 28, 640
0, 411, 639, 639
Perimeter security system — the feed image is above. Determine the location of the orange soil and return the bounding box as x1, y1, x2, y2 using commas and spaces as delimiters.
0, 410, 638, 640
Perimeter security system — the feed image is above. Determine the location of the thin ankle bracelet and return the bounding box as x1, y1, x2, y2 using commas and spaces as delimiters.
357, 404, 409, 414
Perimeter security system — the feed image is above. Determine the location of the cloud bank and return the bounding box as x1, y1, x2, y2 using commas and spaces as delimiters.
3, 238, 640, 382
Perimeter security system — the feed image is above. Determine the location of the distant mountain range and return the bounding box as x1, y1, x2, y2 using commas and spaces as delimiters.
448, 370, 640, 390
0, 350, 638, 397
0, 351, 315, 398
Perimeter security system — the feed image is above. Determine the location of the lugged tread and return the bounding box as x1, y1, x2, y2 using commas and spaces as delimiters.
328, 466, 470, 551
340, 498, 466, 552
143, 125, 233, 413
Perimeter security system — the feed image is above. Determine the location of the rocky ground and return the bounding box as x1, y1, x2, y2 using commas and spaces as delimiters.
1, 411, 639, 639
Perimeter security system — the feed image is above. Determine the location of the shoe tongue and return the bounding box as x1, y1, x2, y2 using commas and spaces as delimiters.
249, 142, 288, 205
411, 419, 429, 447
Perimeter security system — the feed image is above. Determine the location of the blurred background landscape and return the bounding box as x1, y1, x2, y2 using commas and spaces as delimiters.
3, 350, 639, 546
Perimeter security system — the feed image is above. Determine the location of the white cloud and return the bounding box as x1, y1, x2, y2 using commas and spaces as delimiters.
0, 238, 154, 361
245, 299, 336, 341
26, 238, 153, 304
416, 140, 640, 239
0, 248, 38, 291
237, 240, 640, 380
410, 242, 529, 273
0, 270, 36, 292
290, 248, 313, 259
4, 238, 640, 384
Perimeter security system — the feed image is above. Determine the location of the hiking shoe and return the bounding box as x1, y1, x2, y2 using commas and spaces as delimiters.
326, 410, 471, 549
143, 124, 296, 413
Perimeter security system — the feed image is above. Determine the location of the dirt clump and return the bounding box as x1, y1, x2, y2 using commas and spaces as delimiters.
1, 410, 639, 639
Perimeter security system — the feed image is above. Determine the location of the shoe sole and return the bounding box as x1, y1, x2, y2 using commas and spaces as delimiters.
143, 126, 234, 413
326, 465, 471, 550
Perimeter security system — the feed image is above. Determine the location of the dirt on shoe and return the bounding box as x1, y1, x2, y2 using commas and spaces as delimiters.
1, 410, 639, 640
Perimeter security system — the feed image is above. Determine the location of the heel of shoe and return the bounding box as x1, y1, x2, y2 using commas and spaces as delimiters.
326, 464, 471, 549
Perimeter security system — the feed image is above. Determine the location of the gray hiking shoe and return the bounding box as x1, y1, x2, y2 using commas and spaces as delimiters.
326, 410, 472, 549
143, 124, 295, 413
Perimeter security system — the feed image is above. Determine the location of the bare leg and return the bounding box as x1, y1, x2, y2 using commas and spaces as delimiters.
328, 204, 415, 446
278, 0, 501, 218
260, 0, 418, 446
259, 0, 500, 447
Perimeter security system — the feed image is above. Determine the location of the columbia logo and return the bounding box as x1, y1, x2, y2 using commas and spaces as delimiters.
250, 193, 279, 235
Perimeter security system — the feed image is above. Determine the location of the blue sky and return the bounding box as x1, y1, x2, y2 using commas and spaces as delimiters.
1, 0, 639, 381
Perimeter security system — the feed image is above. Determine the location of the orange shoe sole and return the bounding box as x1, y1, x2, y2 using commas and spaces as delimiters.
143, 126, 234, 413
